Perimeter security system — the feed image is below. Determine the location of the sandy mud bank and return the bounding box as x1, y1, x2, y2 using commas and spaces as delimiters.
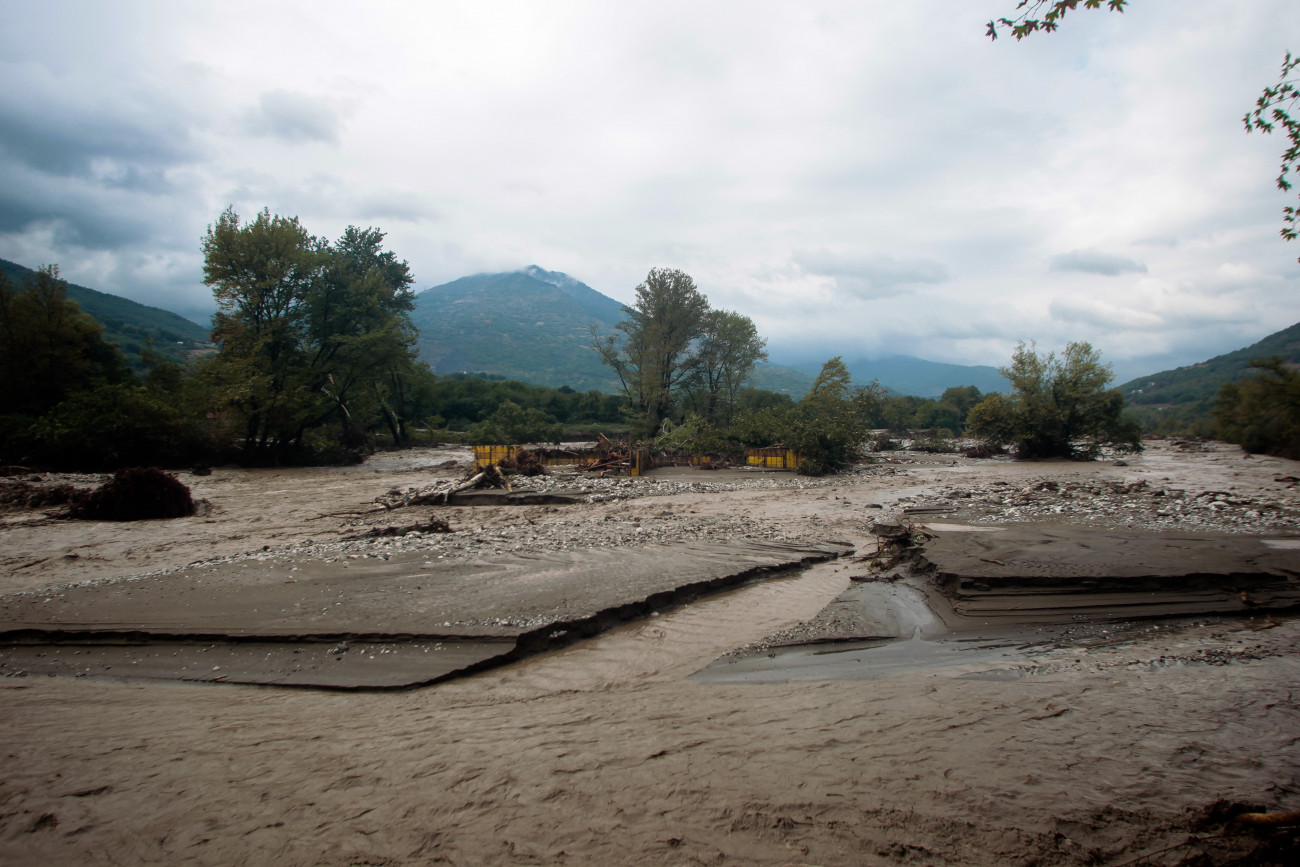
0, 540, 847, 688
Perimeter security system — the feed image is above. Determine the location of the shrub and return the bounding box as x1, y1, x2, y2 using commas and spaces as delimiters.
23, 384, 208, 471
966, 342, 1142, 460
1213, 357, 1300, 458
653, 416, 733, 456
910, 428, 958, 453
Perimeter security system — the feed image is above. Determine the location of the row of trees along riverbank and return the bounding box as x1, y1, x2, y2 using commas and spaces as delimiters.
7, 207, 1300, 471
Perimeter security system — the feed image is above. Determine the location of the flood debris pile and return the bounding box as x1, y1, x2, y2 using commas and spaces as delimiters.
857, 514, 931, 577
574, 434, 642, 474
495, 447, 551, 477
375, 464, 514, 509
67, 467, 196, 521
897, 478, 1300, 533
0, 477, 83, 512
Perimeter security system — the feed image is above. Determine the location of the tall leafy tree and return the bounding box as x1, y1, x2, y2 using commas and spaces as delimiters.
202, 207, 326, 457
594, 267, 710, 436
0, 265, 130, 418
687, 309, 768, 427
200, 207, 419, 462
306, 225, 418, 445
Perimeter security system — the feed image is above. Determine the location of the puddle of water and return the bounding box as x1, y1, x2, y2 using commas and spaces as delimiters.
1262, 538, 1300, 549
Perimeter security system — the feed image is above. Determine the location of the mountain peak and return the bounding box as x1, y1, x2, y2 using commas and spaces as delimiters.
519, 265, 581, 290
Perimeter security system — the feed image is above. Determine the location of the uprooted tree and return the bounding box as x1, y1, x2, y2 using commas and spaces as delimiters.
965, 341, 1141, 459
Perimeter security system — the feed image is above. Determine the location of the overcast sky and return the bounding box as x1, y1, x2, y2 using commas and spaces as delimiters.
2, 1, 1298, 381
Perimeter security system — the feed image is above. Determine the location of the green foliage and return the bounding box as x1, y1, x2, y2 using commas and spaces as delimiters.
966, 341, 1142, 459
874, 386, 984, 434
420, 375, 624, 433
1244, 51, 1300, 262
683, 309, 768, 427
987, 1, 1128, 41
26, 383, 207, 471
733, 357, 882, 476
0, 266, 131, 418
200, 208, 420, 462
653, 415, 732, 457
594, 268, 711, 437
1213, 357, 1300, 458
0, 257, 210, 368
732, 388, 795, 416
468, 401, 563, 445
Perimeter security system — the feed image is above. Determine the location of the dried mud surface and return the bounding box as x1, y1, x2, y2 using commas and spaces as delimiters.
2, 440, 1300, 865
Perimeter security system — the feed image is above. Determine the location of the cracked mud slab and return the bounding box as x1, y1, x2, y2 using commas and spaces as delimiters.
918, 522, 1300, 626
0, 540, 847, 687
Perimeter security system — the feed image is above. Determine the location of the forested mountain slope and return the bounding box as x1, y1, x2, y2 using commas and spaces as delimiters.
1, 258, 211, 365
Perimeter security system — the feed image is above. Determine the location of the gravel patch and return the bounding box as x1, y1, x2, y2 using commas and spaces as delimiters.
896, 477, 1300, 534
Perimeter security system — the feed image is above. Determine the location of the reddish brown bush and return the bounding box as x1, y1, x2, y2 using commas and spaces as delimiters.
70, 467, 195, 521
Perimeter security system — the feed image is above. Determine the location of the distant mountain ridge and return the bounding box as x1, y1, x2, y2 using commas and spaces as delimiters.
0, 257, 211, 365
1120, 322, 1300, 408
842, 355, 1010, 398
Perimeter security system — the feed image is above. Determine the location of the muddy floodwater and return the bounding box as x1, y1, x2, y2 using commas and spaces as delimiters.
2, 440, 1299, 865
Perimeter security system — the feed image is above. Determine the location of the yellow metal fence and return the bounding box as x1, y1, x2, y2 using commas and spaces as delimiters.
745, 448, 801, 470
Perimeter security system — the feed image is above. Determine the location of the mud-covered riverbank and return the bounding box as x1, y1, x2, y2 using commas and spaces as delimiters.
1, 440, 1298, 865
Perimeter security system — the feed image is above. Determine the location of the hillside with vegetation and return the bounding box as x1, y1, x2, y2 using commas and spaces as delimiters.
410, 268, 623, 391
1119, 322, 1300, 434
842, 354, 1010, 398
1, 258, 211, 367
411, 267, 813, 397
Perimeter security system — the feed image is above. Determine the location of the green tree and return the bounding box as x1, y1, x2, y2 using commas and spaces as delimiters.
0, 265, 130, 418
1213, 356, 1300, 457
733, 357, 882, 476
966, 341, 1141, 459
685, 309, 768, 427
593, 268, 710, 437
200, 207, 420, 462
308, 225, 418, 446
202, 207, 326, 458
468, 400, 563, 445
